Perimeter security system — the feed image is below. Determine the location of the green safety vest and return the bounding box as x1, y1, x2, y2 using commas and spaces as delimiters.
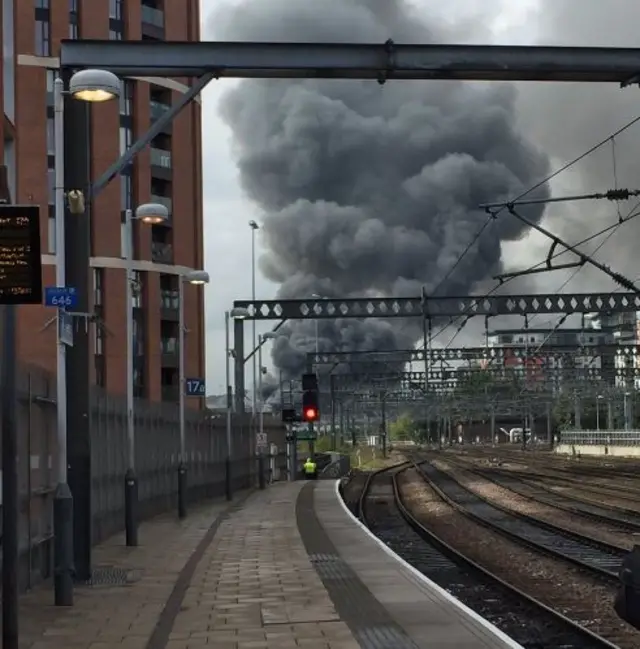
304, 461, 316, 474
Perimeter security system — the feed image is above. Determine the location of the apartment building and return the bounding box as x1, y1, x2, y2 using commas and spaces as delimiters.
1, 0, 205, 403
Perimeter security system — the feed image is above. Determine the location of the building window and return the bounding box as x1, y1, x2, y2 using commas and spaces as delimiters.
120, 171, 132, 211
47, 167, 54, 204
46, 117, 54, 155
119, 124, 132, 156
48, 204, 55, 254
93, 268, 103, 306
69, 0, 78, 38
131, 271, 143, 308
109, 0, 124, 39
35, 12, 50, 57
119, 80, 133, 118
160, 274, 179, 309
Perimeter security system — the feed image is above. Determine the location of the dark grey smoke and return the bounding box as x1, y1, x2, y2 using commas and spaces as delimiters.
515, 1, 640, 294
213, 0, 552, 377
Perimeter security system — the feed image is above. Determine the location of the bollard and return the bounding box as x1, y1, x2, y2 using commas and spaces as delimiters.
124, 468, 138, 546
258, 455, 266, 490
177, 463, 187, 519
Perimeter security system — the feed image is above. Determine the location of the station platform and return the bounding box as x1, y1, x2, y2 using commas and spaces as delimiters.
19, 481, 522, 649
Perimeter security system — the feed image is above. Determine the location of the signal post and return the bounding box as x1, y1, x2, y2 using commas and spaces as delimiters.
301, 373, 319, 461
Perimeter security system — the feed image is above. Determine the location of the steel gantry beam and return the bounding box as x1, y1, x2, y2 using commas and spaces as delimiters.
310, 344, 640, 365
234, 293, 640, 320
60, 40, 640, 84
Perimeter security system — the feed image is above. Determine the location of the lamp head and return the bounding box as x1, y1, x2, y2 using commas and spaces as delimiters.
230, 307, 250, 320
69, 69, 121, 102
248, 220, 259, 230
135, 202, 169, 225
184, 270, 210, 285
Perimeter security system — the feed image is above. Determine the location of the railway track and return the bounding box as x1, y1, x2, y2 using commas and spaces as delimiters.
442, 457, 640, 532
358, 462, 618, 648
416, 461, 625, 580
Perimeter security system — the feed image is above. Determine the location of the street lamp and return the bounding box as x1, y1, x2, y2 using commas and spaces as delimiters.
596, 394, 604, 431
68, 68, 121, 103
122, 203, 169, 547
225, 307, 249, 500
258, 332, 278, 448
248, 221, 259, 422
177, 269, 210, 519
50, 67, 121, 608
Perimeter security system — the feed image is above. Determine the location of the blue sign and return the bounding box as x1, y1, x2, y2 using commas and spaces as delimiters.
185, 378, 206, 397
45, 286, 77, 309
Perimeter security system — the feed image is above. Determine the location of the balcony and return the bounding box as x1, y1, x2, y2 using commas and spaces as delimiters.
150, 147, 172, 181
160, 337, 179, 368
141, 5, 164, 39
150, 194, 172, 218
150, 100, 172, 134
160, 289, 179, 320
151, 241, 173, 264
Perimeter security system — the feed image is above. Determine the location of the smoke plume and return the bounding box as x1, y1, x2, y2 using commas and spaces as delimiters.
515, 1, 640, 294
214, 0, 552, 378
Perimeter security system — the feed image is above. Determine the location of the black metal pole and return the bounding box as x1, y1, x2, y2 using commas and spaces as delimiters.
258, 455, 266, 489
225, 457, 232, 500
63, 75, 92, 581
1, 297, 19, 648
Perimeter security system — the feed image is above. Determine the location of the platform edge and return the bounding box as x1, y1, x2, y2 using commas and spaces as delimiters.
333, 478, 525, 649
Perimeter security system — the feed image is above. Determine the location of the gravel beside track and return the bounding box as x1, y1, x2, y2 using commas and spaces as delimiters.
398, 469, 639, 648
360, 465, 616, 648
421, 460, 626, 577
437, 457, 640, 546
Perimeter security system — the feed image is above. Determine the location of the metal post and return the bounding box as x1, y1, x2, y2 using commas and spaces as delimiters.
0, 170, 18, 646
596, 399, 601, 431
63, 70, 92, 583
52, 76, 74, 606
251, 226, 257, 421
123, 208, 138, 545
330, 375, 336, 450
624, 392, 630, 431
177, 277, 187, 518
225, 311, 232, 500
258, 334, 266, 488
381, 392, 387, 458
233, 318, 245, 413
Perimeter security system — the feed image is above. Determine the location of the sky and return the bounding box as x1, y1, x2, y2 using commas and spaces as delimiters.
200, 0, 640, 394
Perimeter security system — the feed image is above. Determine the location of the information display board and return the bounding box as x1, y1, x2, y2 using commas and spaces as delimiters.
0, 205, 42, 304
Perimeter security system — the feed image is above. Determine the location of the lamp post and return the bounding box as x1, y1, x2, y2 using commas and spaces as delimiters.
177, 270, 210, 519
248, 221, 259, 422
123, 202, 169, 547
52, 68, 121, 609
225, 307, 249, 500
596, 394, 604, 430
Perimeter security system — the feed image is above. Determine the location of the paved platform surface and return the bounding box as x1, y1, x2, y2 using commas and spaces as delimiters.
310, 481, 519, 649
17, 481, 519, 649
18, 485, 358, 649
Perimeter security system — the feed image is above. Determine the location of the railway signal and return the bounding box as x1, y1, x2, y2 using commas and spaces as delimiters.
301, 373, 319, 422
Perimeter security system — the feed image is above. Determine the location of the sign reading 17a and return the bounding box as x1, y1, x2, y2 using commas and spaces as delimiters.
185, 378, 206, 397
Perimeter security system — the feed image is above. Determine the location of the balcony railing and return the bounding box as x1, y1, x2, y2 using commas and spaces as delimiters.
160, 289, 179, 310
150, 147, 171, 169
150, 194, 172, 216
141, 5, 164, 28
151, 241, 173, 264
160, 337, 177, 354
150, 100, 170, 121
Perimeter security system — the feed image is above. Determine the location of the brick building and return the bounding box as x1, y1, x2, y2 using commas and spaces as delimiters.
1, 0, 205, 404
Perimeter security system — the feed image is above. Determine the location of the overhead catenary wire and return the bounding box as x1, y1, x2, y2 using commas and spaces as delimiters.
418, 112, 640, 349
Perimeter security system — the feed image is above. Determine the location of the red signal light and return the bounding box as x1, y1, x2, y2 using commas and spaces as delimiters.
303, 407, 318, 422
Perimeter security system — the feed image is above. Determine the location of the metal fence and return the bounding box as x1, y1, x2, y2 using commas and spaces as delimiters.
559, 429, 640, 446
10, 363, 284, 590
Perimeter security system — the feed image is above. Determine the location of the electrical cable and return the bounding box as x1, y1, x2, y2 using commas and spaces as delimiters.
420, 205, 640, 350
418, 113, 640, 349
430, 214, 495, 296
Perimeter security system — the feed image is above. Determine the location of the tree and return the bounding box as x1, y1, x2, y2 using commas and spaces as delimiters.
388, 414, 415, 442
